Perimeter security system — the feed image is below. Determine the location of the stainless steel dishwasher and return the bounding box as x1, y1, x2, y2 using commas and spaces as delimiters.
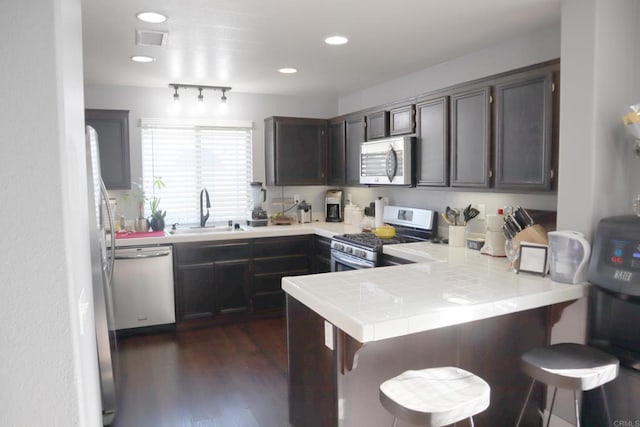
112, 245, 175, 330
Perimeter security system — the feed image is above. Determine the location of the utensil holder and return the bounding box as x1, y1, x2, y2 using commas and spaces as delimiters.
448, 225, 466, 247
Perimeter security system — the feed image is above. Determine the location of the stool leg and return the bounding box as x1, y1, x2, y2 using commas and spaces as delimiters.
515, 379, 536, 427
469, 415, 474, 427
601, 385, 612, 426
573, 390, 580, 427
545, 387, 558, 427
391, 418, 397, 427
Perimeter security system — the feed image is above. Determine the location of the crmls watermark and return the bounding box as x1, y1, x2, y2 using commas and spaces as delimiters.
613, 420, 640, 427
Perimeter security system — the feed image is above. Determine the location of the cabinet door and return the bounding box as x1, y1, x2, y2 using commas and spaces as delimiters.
267, 117, 328, 186
176, 263, 215, 321
313, 235, 332, 273
345, 115, 366, 185
494, 72, 553, 191
85, 109, 130, 190
215, 259, 250, 314
365, 110, 389, 140
390, 104, 415, 136
327, 120, 346, 185
416, 97, 449, 186
450, 87, 491, 188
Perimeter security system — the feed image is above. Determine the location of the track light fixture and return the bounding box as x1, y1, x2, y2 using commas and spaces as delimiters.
168, 83, 232, 105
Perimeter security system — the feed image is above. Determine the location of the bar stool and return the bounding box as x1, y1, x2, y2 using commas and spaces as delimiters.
515, 343, 619, 427
379, 367, 490, 427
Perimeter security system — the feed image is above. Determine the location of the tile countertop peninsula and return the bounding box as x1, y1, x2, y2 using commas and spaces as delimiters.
282, 241, 588, 343
112, 221, 362, 247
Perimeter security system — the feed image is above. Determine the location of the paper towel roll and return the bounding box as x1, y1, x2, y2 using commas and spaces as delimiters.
374, 197, 385, 228
486, 214, 504, 231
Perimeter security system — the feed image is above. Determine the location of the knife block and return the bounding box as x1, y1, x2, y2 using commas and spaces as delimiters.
513, 224, 549, 245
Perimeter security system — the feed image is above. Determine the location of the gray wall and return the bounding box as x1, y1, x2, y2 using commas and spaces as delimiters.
87, 23, 564, 232
338, 23, 562, 236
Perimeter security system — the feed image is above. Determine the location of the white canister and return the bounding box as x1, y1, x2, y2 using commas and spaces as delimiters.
448, 225, 466, 247
344, 205, 354, 225
351, 206, 364, 226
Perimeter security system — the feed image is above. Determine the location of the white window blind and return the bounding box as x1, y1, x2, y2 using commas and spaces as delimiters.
141, 119, 253, 226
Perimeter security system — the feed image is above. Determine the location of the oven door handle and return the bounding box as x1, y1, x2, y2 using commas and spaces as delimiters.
331, 250, 375, 269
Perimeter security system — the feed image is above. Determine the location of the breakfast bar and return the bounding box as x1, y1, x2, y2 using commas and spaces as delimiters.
282, 243, 587, 427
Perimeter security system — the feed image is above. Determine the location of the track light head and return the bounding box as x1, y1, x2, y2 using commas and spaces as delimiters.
172, 85, 179, 102
197, 88, 204, 103
220, 89, 227, 104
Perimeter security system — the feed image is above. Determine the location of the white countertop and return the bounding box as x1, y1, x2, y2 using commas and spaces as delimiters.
112, 221, 362, 247
282, 242, 587, 343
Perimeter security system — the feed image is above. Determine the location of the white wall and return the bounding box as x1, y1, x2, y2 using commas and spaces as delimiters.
0, 0, 101, 425
84, 86, 339, 221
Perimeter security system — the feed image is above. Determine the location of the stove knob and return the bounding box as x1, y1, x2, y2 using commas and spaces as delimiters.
346, 247, 353, 254
334, 243, 343, 251
356, 249, 365, 257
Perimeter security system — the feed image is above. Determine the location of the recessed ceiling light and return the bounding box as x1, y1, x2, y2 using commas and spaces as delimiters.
278, 67, 298, 74
130, 55, 155, 63
324, 35, 348, 46
136, 12, 167, 24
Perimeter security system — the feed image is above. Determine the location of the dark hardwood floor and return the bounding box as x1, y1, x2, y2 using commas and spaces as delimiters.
112, 317, 289, 427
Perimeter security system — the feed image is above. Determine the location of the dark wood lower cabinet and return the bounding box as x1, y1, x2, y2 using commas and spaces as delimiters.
174, 236, 312, 325
287, 295, 552, 427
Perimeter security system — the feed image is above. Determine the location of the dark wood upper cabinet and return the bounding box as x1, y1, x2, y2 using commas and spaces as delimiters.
493, 71, 554, 191
85, 109, 130, 190
345, 114, 366, 186
415, 96, 449, 187
450, 87, 492, 188
390, 104, 415, 136
327, 119, 346, 185
365, 110, 389, 140
265, 117, 328, 186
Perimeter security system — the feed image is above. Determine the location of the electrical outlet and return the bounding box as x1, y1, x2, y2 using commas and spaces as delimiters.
293, 194, 300, 204
476, 203, 486, 220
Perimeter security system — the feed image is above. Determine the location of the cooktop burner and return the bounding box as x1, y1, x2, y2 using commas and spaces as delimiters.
332, 232, 409, 250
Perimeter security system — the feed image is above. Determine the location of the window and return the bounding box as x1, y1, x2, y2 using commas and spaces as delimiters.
141, 118, 253, 226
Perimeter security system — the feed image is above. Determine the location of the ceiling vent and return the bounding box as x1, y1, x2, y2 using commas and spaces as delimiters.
136, 29, 168, 47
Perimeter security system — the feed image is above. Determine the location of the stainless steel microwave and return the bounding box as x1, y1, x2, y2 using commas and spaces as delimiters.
360, 136, 415, 185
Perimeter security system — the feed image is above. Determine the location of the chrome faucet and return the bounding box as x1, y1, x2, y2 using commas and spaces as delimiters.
200, 188, 210, 227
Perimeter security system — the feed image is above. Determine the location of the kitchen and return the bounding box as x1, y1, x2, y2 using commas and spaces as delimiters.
3, 1, 640, 426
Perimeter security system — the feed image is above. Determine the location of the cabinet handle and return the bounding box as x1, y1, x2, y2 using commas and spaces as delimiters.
551, 82, 556, 93
488, 169, 493, 179
489, 95, 493, 104
550, 169, 554, 180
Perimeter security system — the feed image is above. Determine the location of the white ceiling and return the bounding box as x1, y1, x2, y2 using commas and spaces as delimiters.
81, 0, 561, 97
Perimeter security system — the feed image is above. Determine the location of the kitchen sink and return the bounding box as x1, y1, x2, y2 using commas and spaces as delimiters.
170, 226, 235, 235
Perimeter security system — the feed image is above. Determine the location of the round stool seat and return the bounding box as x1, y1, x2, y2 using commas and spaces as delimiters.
521, 343, 619, 391
379, 367, 490, 427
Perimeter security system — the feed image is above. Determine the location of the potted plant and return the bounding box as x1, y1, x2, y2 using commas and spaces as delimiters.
148, 176, 166, 231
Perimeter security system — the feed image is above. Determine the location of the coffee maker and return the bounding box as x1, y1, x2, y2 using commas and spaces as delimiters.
248, 182, 268, 227
325, 190, 343, 222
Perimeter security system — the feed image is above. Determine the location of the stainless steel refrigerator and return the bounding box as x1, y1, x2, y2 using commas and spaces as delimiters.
86, 125, 118, 425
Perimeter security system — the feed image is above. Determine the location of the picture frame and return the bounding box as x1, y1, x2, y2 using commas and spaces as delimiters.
517, 243, 549, 276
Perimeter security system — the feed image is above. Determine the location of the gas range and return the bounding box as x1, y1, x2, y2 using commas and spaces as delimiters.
330, 206, 437, 270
